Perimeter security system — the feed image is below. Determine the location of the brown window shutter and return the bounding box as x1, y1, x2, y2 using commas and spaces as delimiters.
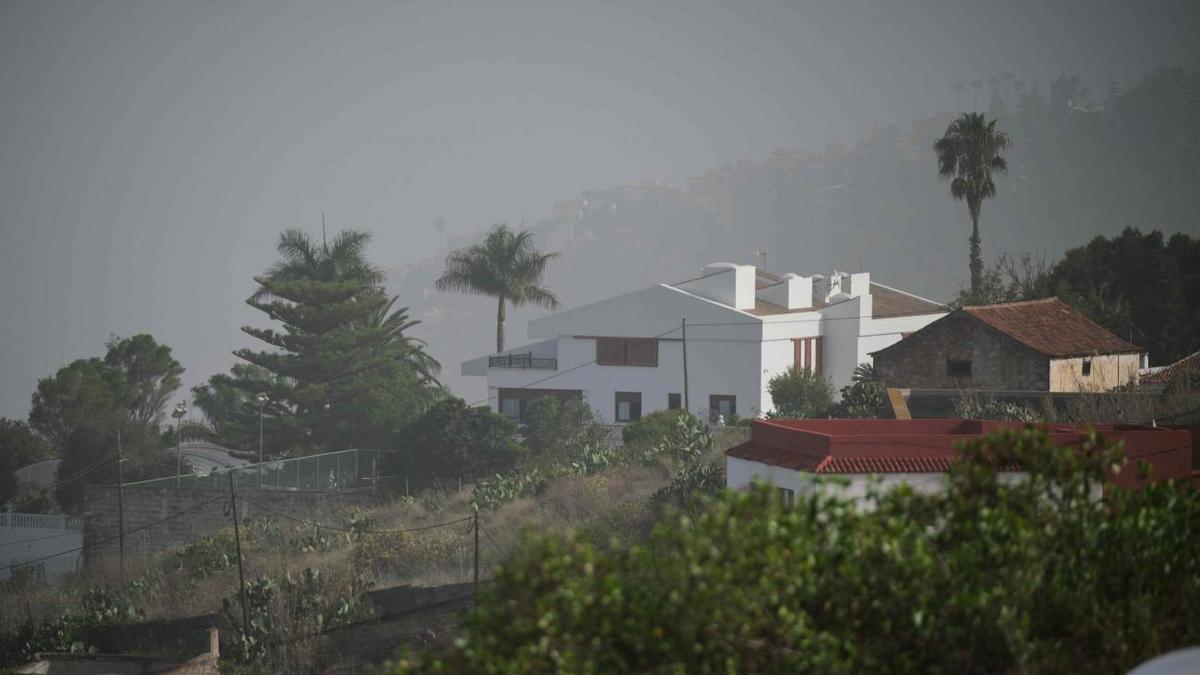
597, 338, 625, 365
813, 336, 822, 374
793, 338, 803, 369
626, 338, 659, 366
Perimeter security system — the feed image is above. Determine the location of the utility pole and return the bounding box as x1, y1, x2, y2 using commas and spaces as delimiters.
116, 428, 126, 581
228, 472, 249, 637
681, 318, 690, 414
473, 505, 480, 596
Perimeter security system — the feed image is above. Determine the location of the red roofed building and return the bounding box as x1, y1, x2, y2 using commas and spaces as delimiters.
871, 297, 1147, 392
726, 418, 1196, 500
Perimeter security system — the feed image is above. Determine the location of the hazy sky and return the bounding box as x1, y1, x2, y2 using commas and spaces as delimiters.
2, 0, 1198, 418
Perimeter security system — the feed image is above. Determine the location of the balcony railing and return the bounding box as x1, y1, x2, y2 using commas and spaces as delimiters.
488, 352, 557, 370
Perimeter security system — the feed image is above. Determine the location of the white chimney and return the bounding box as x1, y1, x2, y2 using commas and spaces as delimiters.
758, 273, 813, 310
690, 262, 756, 310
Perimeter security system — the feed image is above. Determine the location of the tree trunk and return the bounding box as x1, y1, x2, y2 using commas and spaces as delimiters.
969, 212, 983, 297
496, 294, 506, 353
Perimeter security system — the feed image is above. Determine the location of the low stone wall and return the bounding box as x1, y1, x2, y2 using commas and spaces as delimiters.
82, 484, 376, 567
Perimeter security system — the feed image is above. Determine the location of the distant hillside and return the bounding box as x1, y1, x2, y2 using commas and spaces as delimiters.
393, 67, 1200, 401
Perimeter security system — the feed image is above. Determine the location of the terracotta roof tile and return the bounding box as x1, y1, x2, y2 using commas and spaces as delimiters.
1143, 350, 1200, 384
963, 297, 1143, 358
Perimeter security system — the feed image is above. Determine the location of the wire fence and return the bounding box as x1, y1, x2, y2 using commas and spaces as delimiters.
125, 448, 384, 492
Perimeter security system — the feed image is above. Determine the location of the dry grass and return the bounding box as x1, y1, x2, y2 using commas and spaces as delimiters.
0, 427, 749, 670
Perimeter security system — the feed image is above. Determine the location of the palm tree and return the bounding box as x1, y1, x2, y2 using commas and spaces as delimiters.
436, 224, 559, 352
934, 113, 1010, 297
953, 81, 966, 112
253, 228, 383, 299
363, 295, 441, 384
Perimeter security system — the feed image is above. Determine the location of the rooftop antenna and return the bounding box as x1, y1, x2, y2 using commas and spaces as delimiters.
859, 249, 864, 273
753, 248, 767, 272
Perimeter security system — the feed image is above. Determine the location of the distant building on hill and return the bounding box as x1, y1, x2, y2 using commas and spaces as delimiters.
871, 297, 1147, 393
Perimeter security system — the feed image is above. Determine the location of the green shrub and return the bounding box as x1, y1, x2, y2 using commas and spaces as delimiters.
396, 426, 1200, 673
620, 409, 691, 447
224, 567, 374, 667
392, 398, 522, 482
522, 397, 612, 462
767, 366, 834, 418
0, 584, 146, 667
175, 528, 240, 579
837, 362, 888, 418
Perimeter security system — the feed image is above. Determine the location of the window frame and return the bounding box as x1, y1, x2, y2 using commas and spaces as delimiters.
667, 393, 682, 410
709, 394, 737, 422
1082, 357, 1093, 377
614, 391, 643, 423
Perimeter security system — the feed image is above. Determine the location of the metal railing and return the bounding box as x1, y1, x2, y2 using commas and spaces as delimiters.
488, 352, 557, 369
125, 448, 384, 492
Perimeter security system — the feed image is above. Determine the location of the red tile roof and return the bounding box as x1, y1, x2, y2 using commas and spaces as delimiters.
726, 419, 1194, 486
962, 297, 1143, 358
1142, 350, 1200, 384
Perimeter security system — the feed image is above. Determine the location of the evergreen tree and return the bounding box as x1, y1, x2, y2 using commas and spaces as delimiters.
198, 228, 440, 455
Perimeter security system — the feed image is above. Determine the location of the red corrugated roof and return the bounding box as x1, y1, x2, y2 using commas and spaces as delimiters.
962, 297, 1142, 358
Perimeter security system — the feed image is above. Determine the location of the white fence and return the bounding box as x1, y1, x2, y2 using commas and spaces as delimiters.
0, 512, 84, 581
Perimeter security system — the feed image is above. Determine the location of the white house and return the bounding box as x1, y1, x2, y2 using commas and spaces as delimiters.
461, 263, 947, 424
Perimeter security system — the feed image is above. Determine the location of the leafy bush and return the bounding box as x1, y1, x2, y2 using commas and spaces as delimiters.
767, 366, 834, 418
392, 398, 521, 482
224, 567, 374, 667
396, 426, 1200, 673
473, 468, 546, 510
174, 528, 240, 579
620, 409, 691, 447
522, 397, 612, 462
650, 460, 725, 511
0, 584, 146, 667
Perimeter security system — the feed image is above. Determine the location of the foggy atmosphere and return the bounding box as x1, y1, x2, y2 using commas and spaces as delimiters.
1, 0, 1199, 672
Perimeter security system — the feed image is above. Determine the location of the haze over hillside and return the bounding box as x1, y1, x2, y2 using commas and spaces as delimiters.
2, 0, 1199, 417
406, 67, 1200, 401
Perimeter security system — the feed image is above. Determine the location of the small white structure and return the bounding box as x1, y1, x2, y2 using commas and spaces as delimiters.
462, 263, 946, 424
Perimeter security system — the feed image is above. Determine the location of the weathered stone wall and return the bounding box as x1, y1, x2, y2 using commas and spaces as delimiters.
82, 485, 375, 567
874, 314, 1049, 391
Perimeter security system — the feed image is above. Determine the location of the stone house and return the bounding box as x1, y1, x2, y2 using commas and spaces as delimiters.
871, 297, 1146, 393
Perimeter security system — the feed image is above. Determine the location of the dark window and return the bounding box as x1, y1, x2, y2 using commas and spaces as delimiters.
776, 486, 795, 508
946, 359, 972, 378
667, 393, 682, 410
709, 395, 736, 423
595, 338, 658, 366
615, 391, 642, 422
1082, 358, 1093, 376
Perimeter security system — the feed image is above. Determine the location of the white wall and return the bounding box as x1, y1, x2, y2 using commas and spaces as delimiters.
820, 295, 868, 392
486, 285, 769, 422
728, 456, 1030, 503
0, 512, 83, 581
